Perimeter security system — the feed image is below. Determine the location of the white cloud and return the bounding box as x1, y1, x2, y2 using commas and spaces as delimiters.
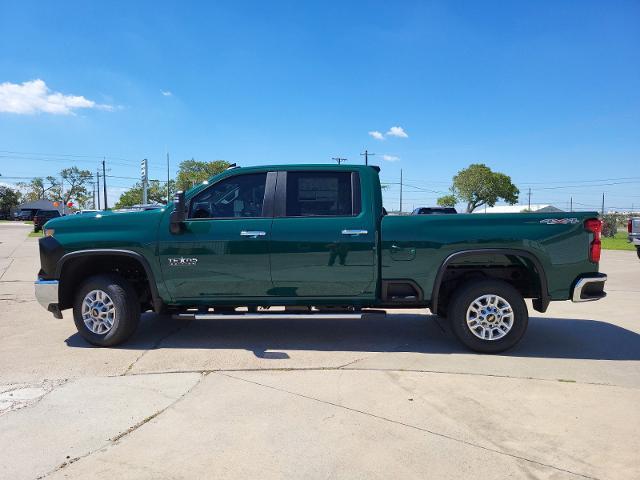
0, 79, 113, 115
382, 154, 400, 162
368, 130, 385, 141
386, 126, 408, 138
161, 90, 172, 97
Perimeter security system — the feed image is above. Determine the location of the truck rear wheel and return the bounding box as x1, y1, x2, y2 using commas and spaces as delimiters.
448, 279, 528, 353
72, 274, 140, 347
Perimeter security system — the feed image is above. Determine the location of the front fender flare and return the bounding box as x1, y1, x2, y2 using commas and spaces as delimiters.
56, 249, 164, 313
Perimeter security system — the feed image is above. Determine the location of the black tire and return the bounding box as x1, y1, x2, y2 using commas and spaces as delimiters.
448, 279, 528, 353
72, 274, 140, 347
636, 247, 640, 260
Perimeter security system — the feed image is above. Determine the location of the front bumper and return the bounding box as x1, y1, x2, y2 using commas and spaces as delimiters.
628, 233, 640, 247
571, 273, 607, 302
34, 279, 62, 318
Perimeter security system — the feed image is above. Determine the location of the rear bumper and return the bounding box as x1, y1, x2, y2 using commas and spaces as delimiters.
571, 274, 607, 302
34, 279, 62, 318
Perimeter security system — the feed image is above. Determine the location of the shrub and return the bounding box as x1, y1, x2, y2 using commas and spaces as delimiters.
601, 214, 618, 238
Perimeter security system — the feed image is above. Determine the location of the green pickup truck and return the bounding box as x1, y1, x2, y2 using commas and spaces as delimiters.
35, 164, 607, 353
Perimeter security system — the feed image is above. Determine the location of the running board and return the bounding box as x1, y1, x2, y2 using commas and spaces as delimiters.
173, 312, 367, 321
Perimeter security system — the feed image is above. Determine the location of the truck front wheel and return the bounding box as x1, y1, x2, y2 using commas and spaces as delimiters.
72, 274, 140, 347
448, 279, 528, 353
636, 247, 640, 260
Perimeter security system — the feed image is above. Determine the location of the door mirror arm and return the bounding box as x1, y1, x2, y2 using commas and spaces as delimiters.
169, 191, 186, 234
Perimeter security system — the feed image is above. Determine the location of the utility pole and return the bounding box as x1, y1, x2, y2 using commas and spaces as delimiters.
332, 157, 347, 165
92, 180, 96, 210
601, 193, 605, 215
570, 196, 573, 212
96, 170, 101, 210
61, 175, 65, 215
141, 158, 149, 205
527, 188, 531, 211
399, 168, 403, 213
166, 152, 170, 204
360, 149, 375, 166
102, 158, 108, 210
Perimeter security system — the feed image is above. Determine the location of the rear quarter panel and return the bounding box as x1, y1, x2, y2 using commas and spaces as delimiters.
381, 212, 599, 301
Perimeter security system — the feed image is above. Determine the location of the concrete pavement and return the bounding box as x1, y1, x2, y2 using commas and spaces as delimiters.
0, 222, 638, 479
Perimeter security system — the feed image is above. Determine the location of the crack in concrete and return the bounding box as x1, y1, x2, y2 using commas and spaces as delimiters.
115, 365, 637, 390
0, 258, 15, 280
0, 379, 68, 416
336, 342, 413, 369
35, 372, 207, 479
219, 372, 600, 480
122, 319, 193, 376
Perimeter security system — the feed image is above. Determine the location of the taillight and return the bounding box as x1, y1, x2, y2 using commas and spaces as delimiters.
629, 219, 633, 233
585, 218, 602, 263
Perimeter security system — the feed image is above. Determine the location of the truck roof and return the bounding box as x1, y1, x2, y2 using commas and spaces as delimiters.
223, 164, 379, 172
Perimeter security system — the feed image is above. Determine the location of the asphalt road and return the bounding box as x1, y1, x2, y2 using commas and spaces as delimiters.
1, 222, 638, 480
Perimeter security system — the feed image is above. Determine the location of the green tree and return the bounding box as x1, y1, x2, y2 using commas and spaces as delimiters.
436, 194, 457, 208
438, 163, 519, 213
175, 159, 230, 191
115, 180, 176, 209
0, 186, 21, 215
50, 167, 94, 208
17, 176, 59, 202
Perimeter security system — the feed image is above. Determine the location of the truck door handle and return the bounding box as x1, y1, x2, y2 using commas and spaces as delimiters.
341, 229, 368, 236
240, 230, 266, 238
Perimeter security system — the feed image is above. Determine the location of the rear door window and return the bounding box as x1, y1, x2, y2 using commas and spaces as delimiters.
285, 171, 359, 217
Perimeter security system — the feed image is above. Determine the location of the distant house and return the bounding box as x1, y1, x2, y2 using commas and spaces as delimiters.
472, 204, 564, 214
12, 199, 63, 218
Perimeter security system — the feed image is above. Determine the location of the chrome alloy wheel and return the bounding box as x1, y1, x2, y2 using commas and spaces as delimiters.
466, 294, 514, 341
81, 289, 116, 335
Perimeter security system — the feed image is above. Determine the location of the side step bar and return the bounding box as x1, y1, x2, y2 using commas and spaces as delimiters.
173, 312, 369, 321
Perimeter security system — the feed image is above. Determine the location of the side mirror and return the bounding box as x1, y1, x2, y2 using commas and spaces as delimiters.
169, 191, 186, 234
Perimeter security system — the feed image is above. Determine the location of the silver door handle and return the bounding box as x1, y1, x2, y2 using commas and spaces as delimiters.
240, 230, 266, 238
341, 229, 368, 236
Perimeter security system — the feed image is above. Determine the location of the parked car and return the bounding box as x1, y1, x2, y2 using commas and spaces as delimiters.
35, 164, 606, 353
33, 209, 61, 232
412, 207, 457, 215
114, 204, 164, 213
16, 209, 37, 221
628, 217, 640, 259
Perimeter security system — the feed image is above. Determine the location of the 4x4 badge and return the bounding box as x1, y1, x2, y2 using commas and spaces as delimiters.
539, 218, 579, 225
168, 257, 198, 266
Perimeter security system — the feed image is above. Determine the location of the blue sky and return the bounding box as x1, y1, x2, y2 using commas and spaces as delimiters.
0, 0, 638, 210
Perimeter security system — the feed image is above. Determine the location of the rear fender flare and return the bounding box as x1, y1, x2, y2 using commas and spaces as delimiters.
430, 248, 550, 314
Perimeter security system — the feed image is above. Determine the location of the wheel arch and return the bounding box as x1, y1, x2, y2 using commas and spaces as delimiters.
56, 249, 163, 312
430, 248, 550, 314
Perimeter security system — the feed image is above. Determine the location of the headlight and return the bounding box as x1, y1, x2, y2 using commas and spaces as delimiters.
44, 228, 55, 237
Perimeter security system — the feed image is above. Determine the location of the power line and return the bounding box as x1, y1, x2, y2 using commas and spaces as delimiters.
0, 149, 136, 162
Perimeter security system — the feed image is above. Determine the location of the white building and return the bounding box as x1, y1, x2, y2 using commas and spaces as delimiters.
472, 204, 563, 214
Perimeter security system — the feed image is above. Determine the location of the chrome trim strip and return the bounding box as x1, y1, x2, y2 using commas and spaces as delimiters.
34, 279, 59, 310
572, 275, 607, 302
341, 229, 368, 236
